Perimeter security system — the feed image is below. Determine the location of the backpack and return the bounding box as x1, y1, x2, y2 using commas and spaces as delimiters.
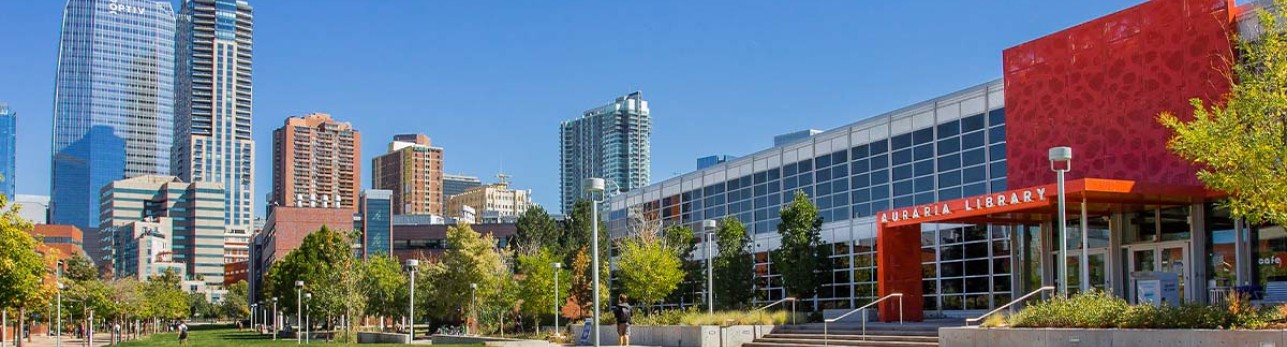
618, 305, 632, 323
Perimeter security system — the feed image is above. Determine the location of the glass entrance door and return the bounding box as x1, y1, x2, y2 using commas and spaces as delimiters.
1059, 249, 1109, 294
1126, 242, 1190, 303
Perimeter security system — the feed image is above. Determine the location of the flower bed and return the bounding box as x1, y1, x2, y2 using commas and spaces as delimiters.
985, 290, 1285, 329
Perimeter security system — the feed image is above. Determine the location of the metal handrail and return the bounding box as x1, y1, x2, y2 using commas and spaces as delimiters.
823, 293, 903, 345
964, 286, 1055, 326
752, 297, 797, 325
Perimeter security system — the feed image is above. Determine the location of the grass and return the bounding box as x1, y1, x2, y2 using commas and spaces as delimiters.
116, 325, 482, 347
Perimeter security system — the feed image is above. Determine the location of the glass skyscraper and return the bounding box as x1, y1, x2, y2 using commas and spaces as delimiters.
50, 0, 176, 240
0, 103, 14, 199
173, 0, 255, 234
559, 91, 651, 213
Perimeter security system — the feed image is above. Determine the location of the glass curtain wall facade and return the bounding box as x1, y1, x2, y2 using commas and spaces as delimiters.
50, 0, 177, 236
0, 104, 14, 198
608, 81, 1007, 311
174, 0, 255, 233
559, 91, 651, 214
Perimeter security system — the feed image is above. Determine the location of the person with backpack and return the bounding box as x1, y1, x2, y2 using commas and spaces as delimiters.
612, 294, 632, 346
177, 320, 189, 345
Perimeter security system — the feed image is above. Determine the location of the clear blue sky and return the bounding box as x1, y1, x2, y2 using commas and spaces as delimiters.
1, 0, 1152, 211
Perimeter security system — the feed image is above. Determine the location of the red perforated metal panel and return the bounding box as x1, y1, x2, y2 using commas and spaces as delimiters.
1002, 0, 1235, 189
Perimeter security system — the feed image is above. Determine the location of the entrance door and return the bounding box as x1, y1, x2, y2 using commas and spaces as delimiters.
1057, 249, 1109, 294
1126, 242, 1191, 303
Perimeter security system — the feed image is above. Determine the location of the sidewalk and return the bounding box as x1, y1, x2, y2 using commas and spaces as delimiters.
6, 333, 121, 347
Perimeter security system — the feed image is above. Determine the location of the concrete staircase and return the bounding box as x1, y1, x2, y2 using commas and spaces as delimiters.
744, 320, 957, 347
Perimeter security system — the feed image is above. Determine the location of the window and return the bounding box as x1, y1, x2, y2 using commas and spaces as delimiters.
988, 108, 1006, 126
892, 133, 912, 149
937, 120, 960, 138
990, 126, 1006, 144
962, 114, 986, 132
914, 144, 934, 161
938, 153, 961, 171
963, 148, 987, 166
962, 131, 986, 149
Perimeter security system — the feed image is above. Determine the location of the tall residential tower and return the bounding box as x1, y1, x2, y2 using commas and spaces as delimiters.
372, 134, 444, 216
173, 0, 255, 236
271, 113, 361, 210
50, 0, 177, 257
559, 91, 651, 213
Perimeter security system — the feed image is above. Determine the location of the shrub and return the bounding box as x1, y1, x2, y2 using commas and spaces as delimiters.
623, 306, 804, 326
979, 313, 1007, 328
1010, 290, 1127, 328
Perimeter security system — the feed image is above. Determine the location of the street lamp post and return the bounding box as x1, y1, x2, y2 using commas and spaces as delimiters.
249, 304, 256, 333
272, 297, 278, 341
585, 178, 606, 347
552, 262, 562, 337
56, 260, 63, 347
295, 281, 304, 345
304, 293, 311, 344
469, 283, 478, 336
1049, 147, 1073, 297
702, 220, 717, 315
405, 259, 418, 341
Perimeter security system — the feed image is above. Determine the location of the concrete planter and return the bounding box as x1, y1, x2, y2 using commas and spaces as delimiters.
568, 324, 776, 347
940, 327, 1287, 347
355, 332, 409, 344
432, 335, 556, 347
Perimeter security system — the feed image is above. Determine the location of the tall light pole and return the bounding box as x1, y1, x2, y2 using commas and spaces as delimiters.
1049, 147, 1073, 297
552, 262, 562, 337
295, 281, 304, 345
585, 178, 606, 347
304, 293, 311, 344
702, 220, 717, 315
272, 297, 278, 340
56, 260, 63, 347
405, 259, 418, 341
249, 304, 256, 333
469, 283, 478, 336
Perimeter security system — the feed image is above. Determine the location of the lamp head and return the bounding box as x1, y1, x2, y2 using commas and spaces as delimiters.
553, 262, 562, 269
702, 219, 717, 230
470, 283, 478, 289
584, 178, 605, 193
295, 280, 304, 288
406, 259, 419, 268
305, 293, 312, 299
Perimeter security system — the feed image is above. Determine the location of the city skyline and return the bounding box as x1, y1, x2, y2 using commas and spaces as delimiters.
3, 1, 1157, 211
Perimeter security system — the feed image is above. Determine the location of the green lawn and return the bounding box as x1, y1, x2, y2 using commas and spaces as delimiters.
116, 325, 481, 347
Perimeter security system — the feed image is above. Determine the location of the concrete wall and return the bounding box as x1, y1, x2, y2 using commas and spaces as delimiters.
432, 335, 557, 347
356, 332, 409, 344
941, 327, 1287, 347
568, 324, 776, 347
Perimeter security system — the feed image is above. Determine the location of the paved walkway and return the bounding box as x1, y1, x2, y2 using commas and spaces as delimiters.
5, 334, 122, 347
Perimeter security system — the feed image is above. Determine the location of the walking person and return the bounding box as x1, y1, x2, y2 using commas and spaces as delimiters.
177, 320, 189, 346
612, 294, 632, 346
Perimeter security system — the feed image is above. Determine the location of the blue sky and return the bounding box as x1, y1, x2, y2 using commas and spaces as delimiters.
1, 0, 1150, 212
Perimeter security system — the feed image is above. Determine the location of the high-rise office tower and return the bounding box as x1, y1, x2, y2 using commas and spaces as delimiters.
372, 134, 444, 215
50, 0, 177, 240
0, 103, 14, 199
559, 91, 651, 213
173, 0, 255, 235
271, 113, 361, 211
442, 173, 481, 206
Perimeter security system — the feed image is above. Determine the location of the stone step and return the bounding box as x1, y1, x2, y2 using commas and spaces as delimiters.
770, 328, 940, 337
763, 333, 940, 343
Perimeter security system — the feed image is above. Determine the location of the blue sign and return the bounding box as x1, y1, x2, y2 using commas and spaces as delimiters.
579, 320, 592, 345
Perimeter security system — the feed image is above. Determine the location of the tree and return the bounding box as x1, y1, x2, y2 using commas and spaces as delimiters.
221, 280, 250, 320
559, 199, 608, 264
661, 223, 700, 307
514, 206, 561, 255
773, 191, 829, 302
432, 223, 511, 329
144, 268, 189, 321
616, 210, 685, 311
0, 193, 50, 347
713, 217, 754, 309
1159, 0, 1287, 226
559, 246, 606, 321
187, 292, 216, 319
516, 248, 570, 328
263, 225, 364, 341
62, 253, 98, 282
359, 255, 407, 326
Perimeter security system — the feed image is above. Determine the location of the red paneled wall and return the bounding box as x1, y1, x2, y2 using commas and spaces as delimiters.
1003, 0, 1235, 189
